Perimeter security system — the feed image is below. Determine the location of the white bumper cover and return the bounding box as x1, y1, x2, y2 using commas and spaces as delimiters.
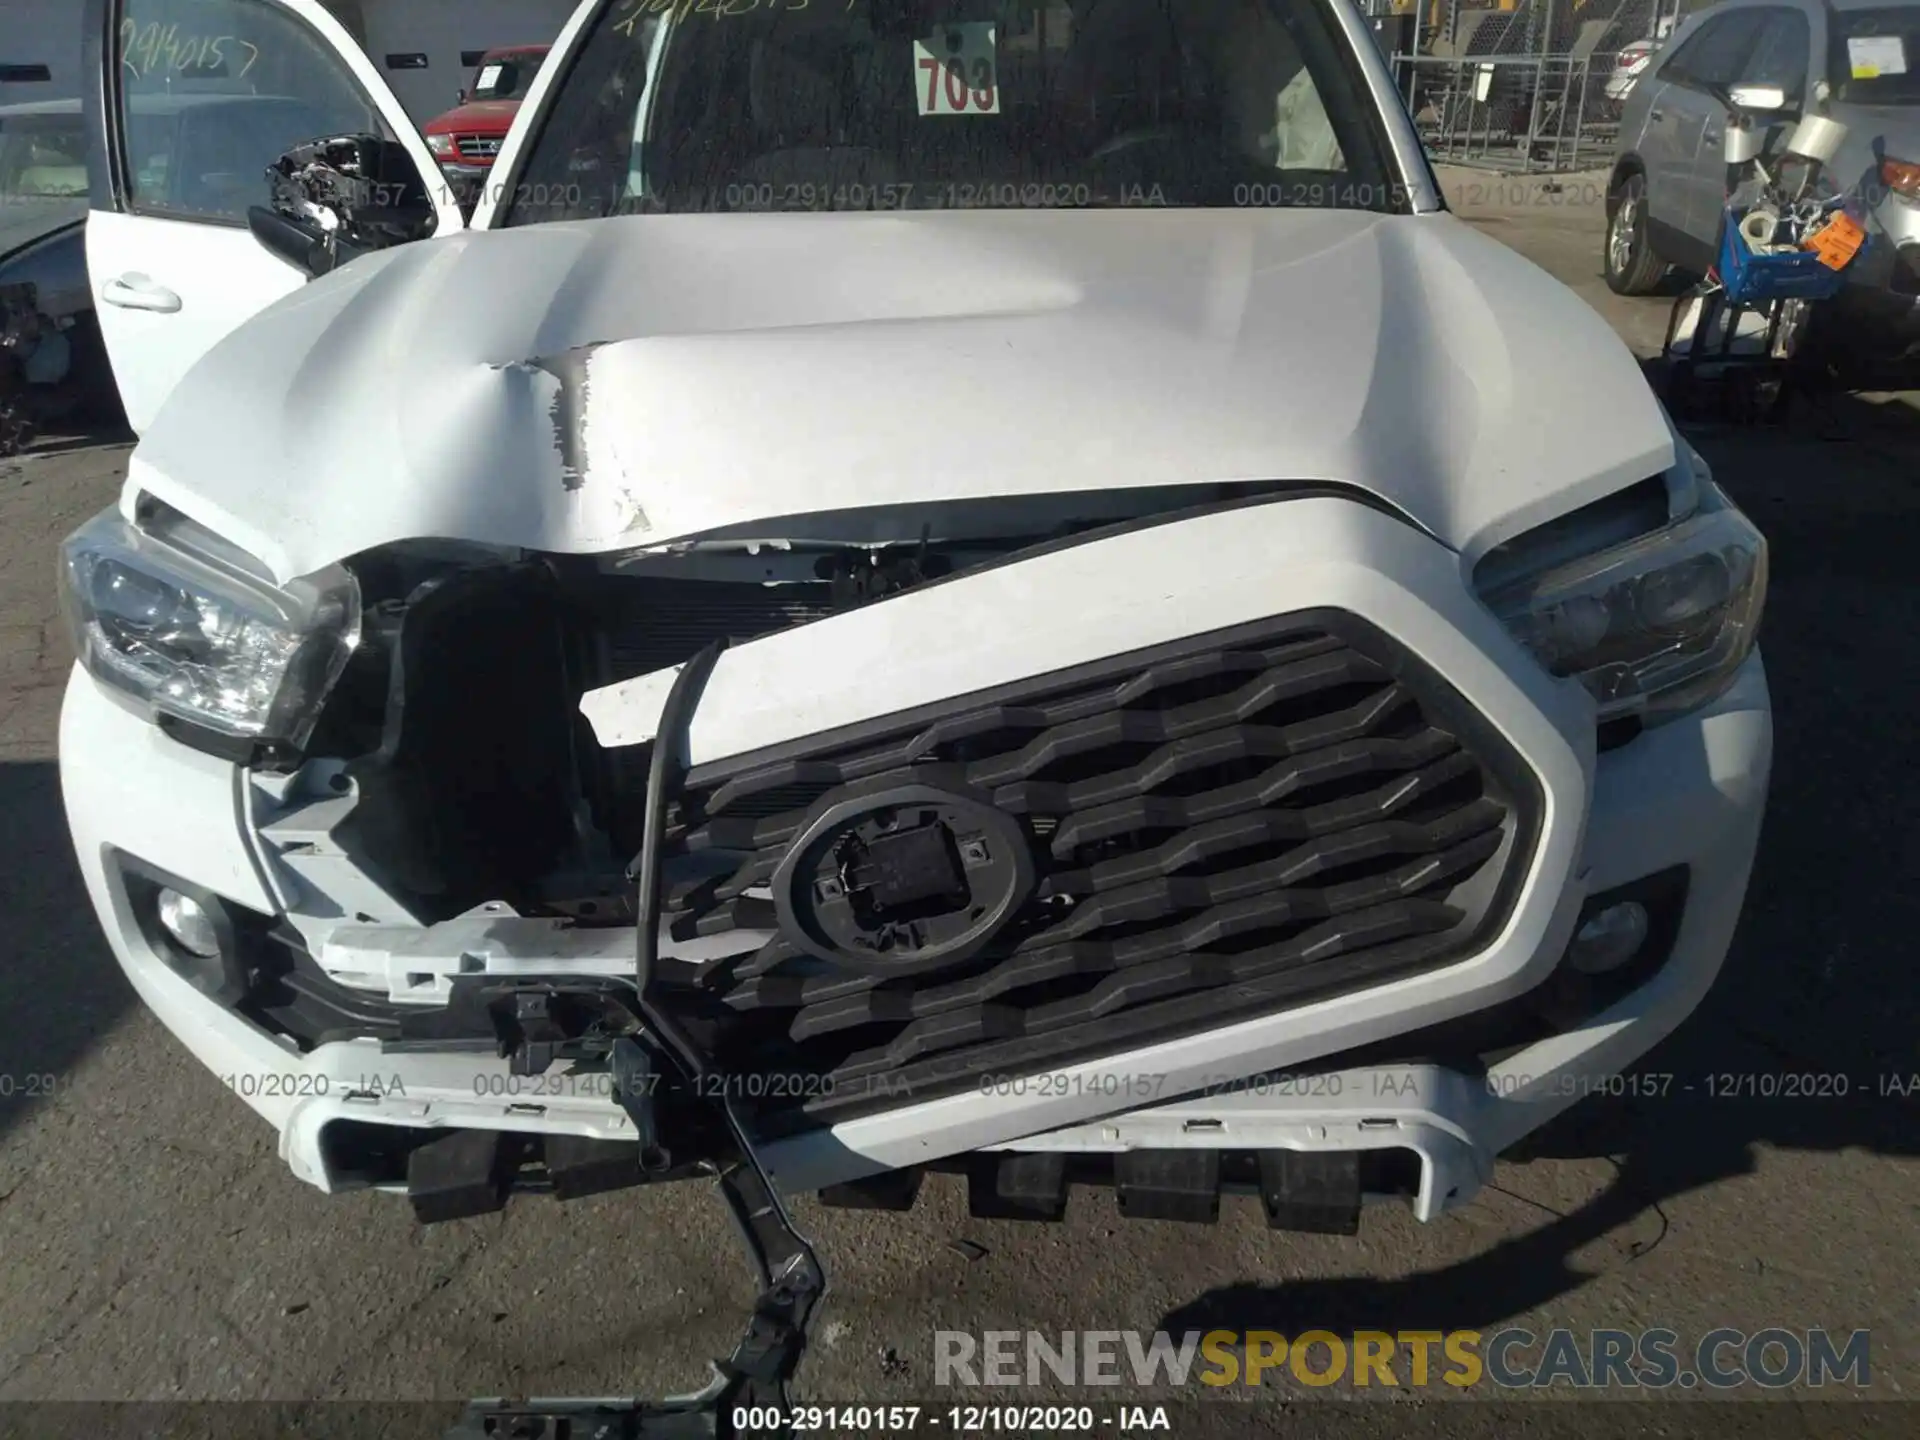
59, 496, 1771, 1215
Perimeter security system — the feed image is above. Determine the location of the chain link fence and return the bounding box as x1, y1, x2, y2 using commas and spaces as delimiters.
1353, 0, 1694, 172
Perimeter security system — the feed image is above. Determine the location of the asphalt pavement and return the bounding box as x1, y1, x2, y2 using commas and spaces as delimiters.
0, 172, 1914, 1427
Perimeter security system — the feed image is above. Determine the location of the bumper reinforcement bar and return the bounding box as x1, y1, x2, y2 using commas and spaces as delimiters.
450, 640, 825, 1440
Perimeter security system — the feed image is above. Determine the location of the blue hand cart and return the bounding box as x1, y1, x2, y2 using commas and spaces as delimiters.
1661, 199, 1870, 422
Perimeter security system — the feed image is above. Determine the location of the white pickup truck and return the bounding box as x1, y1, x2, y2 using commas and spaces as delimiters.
58, 0, 1769, 1422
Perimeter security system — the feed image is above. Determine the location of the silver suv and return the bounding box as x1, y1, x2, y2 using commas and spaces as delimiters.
1605, 0, 1920, 353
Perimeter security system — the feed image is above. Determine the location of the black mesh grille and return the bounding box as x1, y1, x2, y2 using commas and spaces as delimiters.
654, 611, 1539, 1126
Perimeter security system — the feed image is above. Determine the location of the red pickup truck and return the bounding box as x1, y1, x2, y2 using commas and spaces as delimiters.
423, 46, 550, 201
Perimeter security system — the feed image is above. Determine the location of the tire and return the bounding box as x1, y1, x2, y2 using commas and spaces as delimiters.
1605, 172, 1670, 296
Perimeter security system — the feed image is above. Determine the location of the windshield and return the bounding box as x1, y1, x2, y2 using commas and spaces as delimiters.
499, 0, 1404, 224
472, 52, 546, 102
0, 111, 89, 201
1829, 7, 1920, 104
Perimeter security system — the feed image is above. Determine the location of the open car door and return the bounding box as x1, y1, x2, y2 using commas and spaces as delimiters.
81, 0, 465, 434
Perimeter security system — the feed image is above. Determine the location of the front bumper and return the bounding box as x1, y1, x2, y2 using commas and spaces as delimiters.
58, 495, 1771, 1218
436, 162, 494, 214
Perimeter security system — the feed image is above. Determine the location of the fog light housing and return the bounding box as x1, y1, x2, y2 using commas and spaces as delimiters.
1566, 900, 1651, 974
149, 885, 243, 1003
1529, 868, 1690, 1031
157, 888, 221, 959
114, 855, 251, 1007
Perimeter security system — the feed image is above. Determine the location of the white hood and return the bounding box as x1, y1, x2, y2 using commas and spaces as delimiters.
131, 207, 1674, 584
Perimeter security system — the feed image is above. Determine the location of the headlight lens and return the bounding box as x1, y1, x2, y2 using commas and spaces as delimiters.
1482, 482, 1767, 723
428, 133, 457, 156
58, 506, 359, 750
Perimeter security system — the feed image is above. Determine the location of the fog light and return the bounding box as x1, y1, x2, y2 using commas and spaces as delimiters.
156, 888, 221, 959
1566, 901, 1650, 974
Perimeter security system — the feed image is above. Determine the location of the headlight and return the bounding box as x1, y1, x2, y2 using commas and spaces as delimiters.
428, 134, 457, 156
1480, 481, 1767, 724
58, 505, 359, 750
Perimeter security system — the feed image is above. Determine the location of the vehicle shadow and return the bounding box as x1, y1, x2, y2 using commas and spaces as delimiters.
0, 760, 133, 1145
0, 406, 134, 473
23, 425, 135, 460
1161, 383, 1920, 1338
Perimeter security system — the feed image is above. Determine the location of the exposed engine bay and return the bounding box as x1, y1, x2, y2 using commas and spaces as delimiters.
300, 513, 1116, 921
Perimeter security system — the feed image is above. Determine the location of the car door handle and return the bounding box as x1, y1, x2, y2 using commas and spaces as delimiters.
1703, 125, 1720, 142
102, 275, 183, 314
1650, 107, 1664, 121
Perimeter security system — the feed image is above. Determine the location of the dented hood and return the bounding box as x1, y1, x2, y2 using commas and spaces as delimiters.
131, 208, 1675, 585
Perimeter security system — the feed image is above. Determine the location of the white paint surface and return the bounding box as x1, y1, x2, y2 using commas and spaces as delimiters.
129, 205, 1673, 585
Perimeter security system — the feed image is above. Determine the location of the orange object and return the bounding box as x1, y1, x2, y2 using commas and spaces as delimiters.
1804, 211, 1866, 271
1881, 157, 1920, 201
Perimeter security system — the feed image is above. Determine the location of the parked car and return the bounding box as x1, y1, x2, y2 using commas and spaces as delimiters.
0, 98, 116, 451
1605, 0, 1920, 358
423, 45, 550, 207
62, 0, 1771, 1389
1606, 37, 1659, 107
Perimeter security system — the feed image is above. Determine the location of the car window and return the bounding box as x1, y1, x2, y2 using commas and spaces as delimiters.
1828, 6, 1920, 104
472, 53, 546, 101
0, 222, 89, 319
1744, 9, 1811, 99
1663, 9, 1768, 89
499, 0, 1404, 224
0, 113, 90, 199
0, 107, 88, 258
116, 0, 393, 223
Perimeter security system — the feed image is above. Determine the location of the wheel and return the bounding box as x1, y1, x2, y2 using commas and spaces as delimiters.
1605, 172, 1670, 296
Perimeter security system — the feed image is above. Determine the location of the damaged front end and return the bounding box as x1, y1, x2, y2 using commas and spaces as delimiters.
177, 492, 1394, 1433
229, 486, 1524, 1127
447, 637, 825, 1440
84, 479, 1535, 1189
64, 482, 1549, 1436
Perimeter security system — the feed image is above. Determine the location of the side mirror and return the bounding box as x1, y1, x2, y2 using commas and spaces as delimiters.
249, 134, 440, 281
1727, 83, 1789, 113
456, 88, 469, 105
247, 205, 334, 279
